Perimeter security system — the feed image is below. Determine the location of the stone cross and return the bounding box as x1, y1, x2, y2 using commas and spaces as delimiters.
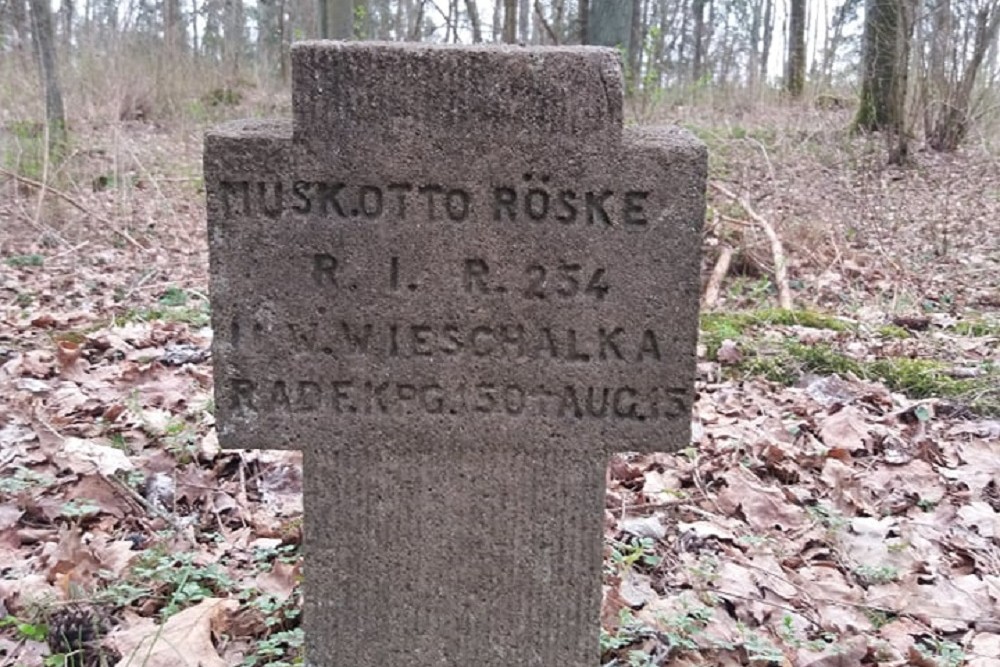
205, 42, 705, 667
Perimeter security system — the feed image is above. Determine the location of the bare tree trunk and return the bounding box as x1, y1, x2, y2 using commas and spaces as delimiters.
692, 0, 706, 81
502, 0, 516, 42
760, 0, 774, 81
821, 0, 862, 86
588, 0, 632, 47
628, 0, 643, 83
28, 0, 66, 157
224, 0, 244, 77
786, 0, 806, 95
533, 0, 559, 43
578, 0, 589, 43
59, 0, 73, 52
748, 0, 763, 91
855, 0, 912, 132
856, 0, 916, 164
259, 0, 282, 79
928, 3, 1000, 149
552, 0, 565, 41
164, 0, 183, 54
410, 0, 425, 39
322, 0, 354, 37
465, 0, 482, 42
518, 0, 529, 41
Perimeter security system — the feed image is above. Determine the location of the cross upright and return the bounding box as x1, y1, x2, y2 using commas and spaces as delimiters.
205, 41, 705, 667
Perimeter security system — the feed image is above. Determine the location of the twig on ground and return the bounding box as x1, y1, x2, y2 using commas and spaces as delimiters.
704, 245, 734, 308
0, 165, 146, 250
710, 181, 794, 310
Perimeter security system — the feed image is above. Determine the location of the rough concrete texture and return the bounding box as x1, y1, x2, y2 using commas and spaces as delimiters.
205, 41, 705, 667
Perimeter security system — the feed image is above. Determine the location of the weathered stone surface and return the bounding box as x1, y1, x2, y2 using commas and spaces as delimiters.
205, 41, 705, 667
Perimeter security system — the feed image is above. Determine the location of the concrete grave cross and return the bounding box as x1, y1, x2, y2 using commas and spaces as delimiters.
205, 41, 705, 667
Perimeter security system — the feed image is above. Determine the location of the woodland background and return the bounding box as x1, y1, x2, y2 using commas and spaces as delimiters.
1, 0, 1000, 666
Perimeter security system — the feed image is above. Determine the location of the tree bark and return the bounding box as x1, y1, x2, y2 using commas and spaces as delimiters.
786, 0, 806, 95
518, 0, 529, 41
760, 0, 773, 81
578, 0, 589, 43
534, 0, 559, 43
258, 0, 282, 79
322, 0, 354, 38
856, 0, 907, 129
502, 0, 516, 42
28, 0, 66, 157
628, 0, 643, 83
587, 0, 632, 48
224, 0, 244, 76
164, 0, 184, 54
692, 0, 706, 81
465, 0, 482, 42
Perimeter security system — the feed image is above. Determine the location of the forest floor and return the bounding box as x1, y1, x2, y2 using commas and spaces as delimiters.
0, 93, 999, 667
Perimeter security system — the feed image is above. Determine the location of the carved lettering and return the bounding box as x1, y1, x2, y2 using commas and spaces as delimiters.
216, 180, 652, 229
227, 377, 682, 421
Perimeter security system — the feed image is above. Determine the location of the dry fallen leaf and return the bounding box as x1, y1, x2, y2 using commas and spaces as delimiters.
107, 597, 239, 667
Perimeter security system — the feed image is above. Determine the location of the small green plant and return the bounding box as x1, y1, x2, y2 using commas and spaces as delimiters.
158, 286, 189, 307
608, 537, 661, 571
164, 418, 198, 460
243, 627, 304, 667
0, 467, 54, 494
100, 548, 235, 618
659, 602, 713, 651
60, 499, 101, 520
600, 609, 656, 655
917, 497, 938, 512
853, 564, 899, 585
806, 503, 848, 531
863, 607, 897, 629
1, 615, 48, 642
739, 624, 785, 662
915, 637, 964, 667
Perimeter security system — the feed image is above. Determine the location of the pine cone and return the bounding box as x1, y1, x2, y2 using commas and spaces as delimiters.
47, 603, 112, 667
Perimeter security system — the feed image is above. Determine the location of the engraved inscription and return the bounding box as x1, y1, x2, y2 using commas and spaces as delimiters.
226, 377, 689, 421
218, 179, 653, 229
232, 317, 664, 363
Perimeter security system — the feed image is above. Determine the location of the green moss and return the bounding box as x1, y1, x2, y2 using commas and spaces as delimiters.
740, 354, 799, 385
877, 324, 911, 339
754, 309, 852, 331
702, 311, 999, 415
4, 254, 44, 268
787, 342, 864, 376
867, 358, 968, 399
701, 309, 850, 360
951, 320, 1000, 337
115, 303, 210, 328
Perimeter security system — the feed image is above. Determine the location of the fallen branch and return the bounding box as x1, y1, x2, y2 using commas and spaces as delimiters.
0, 166, 146, 251
710, 181, 793, 310
703, 244, 734, 308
